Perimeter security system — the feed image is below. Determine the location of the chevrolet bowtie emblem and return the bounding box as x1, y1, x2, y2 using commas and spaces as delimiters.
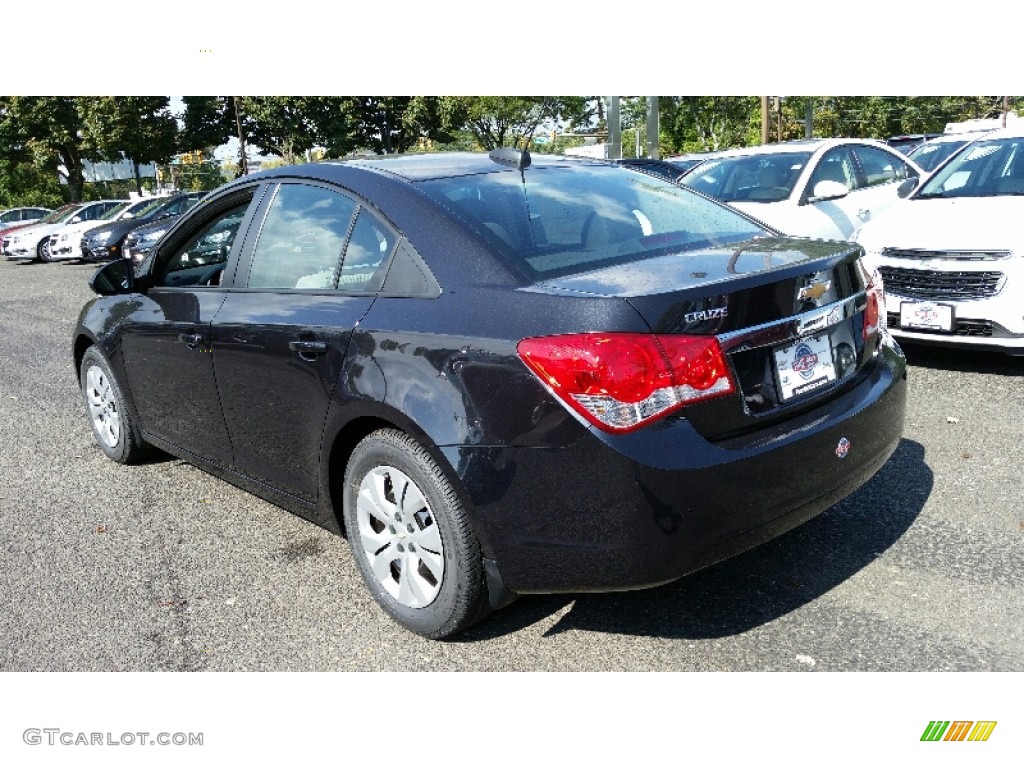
798, 280, 831, 303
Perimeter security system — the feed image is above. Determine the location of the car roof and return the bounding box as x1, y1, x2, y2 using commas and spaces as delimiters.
693, 138, 890, 160
918, 132, 985, 144
293, 152, 602, 183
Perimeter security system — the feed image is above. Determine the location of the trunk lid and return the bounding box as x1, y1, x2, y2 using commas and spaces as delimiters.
530, 236, 878, 441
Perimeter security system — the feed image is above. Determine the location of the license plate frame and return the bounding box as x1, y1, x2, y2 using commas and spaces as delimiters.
774, 333, 838, 402
899, 300, 954, 332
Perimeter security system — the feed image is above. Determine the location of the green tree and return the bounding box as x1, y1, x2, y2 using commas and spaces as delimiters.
660, 97, 761, 153
458, 97, 589, 150
0, 96, 102, 202
78, 97, 178, 195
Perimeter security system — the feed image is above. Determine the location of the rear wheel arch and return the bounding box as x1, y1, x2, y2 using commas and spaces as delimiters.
324, 411, 477, 542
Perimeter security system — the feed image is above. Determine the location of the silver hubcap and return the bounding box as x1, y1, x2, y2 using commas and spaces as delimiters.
85, 364, 120, 448
356, 465, 444, 608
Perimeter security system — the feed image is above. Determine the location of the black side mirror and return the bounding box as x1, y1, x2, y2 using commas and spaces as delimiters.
897, 177, 919, 199
90, 259, 135, 296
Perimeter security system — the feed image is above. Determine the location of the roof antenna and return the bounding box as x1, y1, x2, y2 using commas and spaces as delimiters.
488, 147, 531, 170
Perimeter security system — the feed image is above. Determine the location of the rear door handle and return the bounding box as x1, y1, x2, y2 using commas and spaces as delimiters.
858, 208, 870, 220
289, 340, 328, 360
178, 332, 205, 349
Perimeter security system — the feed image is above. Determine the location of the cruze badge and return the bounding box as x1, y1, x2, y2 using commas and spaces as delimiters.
684, 307, 728, 323
798, 279, 831, 304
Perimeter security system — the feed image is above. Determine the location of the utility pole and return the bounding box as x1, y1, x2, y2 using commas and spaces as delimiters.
761, 97, 770, 144
646, 96, 660, 159
606, 97, 621, 160
805, 98, 813, 139
234, 97, 249, 177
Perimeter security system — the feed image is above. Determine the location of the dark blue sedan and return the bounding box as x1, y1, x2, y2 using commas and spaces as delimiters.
73, 150, 907, 638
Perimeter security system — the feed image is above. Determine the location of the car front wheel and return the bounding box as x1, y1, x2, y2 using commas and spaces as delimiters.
342, 429, 490, 639
80, 346, 151, 464
37, 238, 52, 263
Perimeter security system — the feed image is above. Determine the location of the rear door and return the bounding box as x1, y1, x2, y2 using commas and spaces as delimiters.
211, 180, 394, 502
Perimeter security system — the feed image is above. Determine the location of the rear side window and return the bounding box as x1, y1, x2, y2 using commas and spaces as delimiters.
247, 184, 357, 289
338, 209, 393, 291
420, 164, 768, 281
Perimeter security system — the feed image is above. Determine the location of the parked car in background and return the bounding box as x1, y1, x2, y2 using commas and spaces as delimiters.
80, 191, 205, 262
5, 200, 125, 262
906, 131, 988, 174
1, 221, 45, 258
75, 150, 906, 638
122, 194, 207, 263
666, 151, 715, 175
47, 199, 139, 261
0, 206, 51, 227
681, 138, 923, 240
887, 133, 943, 155
614, 157, 692, 183
855, 125, 1024, 355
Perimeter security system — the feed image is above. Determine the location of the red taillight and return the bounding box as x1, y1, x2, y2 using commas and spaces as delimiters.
861, 263, 886, 341
517, 333, 735, 433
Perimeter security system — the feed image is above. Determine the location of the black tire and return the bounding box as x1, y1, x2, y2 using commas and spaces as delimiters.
342, 429, 490, 639
79, 346, 151, 464
37, 238, 52, 263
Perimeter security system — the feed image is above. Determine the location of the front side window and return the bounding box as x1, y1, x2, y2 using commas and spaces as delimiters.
247, 184, 357, 290
153, 201, 250, 287
682, 152, 812, 203
853, 145, 912, 188
806, 148, 858, 194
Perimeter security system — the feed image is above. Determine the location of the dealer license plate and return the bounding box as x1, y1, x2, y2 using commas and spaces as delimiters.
774, 334, 837, 402
899, 300, 954, 332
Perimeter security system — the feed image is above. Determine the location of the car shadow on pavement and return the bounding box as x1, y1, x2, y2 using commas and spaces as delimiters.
456, 438, 931, 643
899, 343, 1024, 376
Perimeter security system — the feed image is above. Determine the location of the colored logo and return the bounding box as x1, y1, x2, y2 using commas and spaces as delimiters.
798, 279, 831, 304
836, 437, 850, 458
914, 305, 938, 323
921, 721, 997, 742
792, 343, 818, 379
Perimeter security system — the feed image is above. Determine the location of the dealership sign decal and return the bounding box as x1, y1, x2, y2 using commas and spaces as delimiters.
920, 721, 997, 742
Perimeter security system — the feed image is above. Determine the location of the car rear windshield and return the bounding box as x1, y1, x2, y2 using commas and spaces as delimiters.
681, 151, 812, 203
417, 163, 768, 281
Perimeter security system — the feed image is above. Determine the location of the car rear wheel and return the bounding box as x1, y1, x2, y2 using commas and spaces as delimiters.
342, 429, 490, 639
80, 346, 151, 464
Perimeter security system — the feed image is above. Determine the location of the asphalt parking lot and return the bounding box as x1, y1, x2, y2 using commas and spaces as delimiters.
1, 256, 1021, 672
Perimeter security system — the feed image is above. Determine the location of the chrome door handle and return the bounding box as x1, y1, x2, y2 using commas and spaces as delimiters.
178, 332, 205, 349
289, 340, 328, 360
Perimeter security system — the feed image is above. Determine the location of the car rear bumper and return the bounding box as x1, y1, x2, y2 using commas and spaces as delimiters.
444, 340, 908, 593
